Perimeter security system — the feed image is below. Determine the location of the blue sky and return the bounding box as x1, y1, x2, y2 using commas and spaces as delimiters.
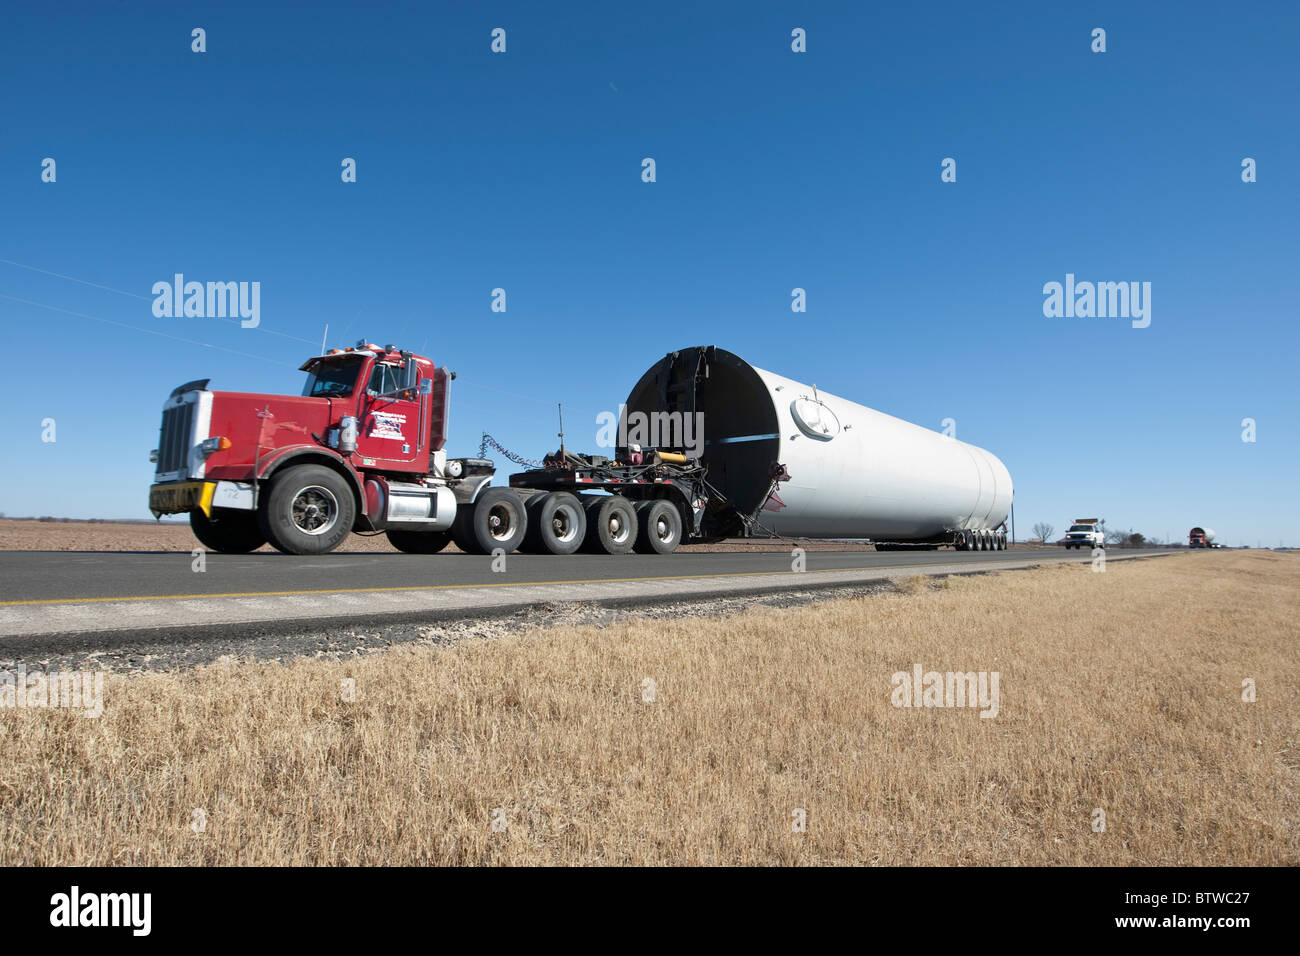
1, 1, 1296, 546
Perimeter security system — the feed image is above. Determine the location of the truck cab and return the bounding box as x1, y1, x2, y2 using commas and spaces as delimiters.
147, 342, 499, 556
1064, 519, 1104, 550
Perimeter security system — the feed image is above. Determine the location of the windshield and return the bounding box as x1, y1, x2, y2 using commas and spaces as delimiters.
302, 355, 365, 397
1068, 525, 1094, 533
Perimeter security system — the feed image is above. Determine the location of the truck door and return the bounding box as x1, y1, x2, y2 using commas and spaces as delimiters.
353, 354, 423, 469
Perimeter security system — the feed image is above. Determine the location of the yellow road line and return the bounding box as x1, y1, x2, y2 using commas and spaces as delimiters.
0, 561, 967, 608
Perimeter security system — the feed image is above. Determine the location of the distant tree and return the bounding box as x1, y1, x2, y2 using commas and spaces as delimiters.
1104, 527, 1127, 546
1032, 522, 1055, 543
1126, 532, 1146, 548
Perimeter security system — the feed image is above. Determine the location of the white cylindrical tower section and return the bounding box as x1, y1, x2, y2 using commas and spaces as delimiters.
625, 346, 1013, 541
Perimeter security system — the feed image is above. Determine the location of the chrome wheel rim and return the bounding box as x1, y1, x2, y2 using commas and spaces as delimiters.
291, 485, 339, 536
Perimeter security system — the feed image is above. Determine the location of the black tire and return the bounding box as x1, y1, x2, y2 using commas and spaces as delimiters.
386, 529, 452, 554
453, 487, 527, 555
633, 500, 682, 555
523, 492, 586, 555
257, 464, 356, 555
582, 496, 637, 554
189, 508, 266, 553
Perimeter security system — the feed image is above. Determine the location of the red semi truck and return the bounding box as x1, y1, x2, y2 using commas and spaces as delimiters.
148, 343, 725, 556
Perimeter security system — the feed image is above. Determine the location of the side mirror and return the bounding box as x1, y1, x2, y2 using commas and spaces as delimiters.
420, 378, 432, 395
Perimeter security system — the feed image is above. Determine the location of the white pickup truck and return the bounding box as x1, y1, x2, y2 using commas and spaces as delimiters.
1064, 519, 1105, 550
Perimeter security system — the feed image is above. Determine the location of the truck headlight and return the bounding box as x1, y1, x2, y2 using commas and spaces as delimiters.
149, 449, 159, 463
200, 436, 232, 455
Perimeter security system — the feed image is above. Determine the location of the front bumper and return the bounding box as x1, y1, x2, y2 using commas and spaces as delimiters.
149, 481, 215, 517
150, 479, 255, 517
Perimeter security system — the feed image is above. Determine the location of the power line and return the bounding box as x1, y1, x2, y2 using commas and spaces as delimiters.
0, 294, 298, 367
0, 258, 320, 346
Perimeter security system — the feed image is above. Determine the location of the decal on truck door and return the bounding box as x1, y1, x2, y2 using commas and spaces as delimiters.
368, 411, 406, 440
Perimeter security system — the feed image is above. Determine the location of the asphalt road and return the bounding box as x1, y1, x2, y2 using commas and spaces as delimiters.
1, 547, 1131, 604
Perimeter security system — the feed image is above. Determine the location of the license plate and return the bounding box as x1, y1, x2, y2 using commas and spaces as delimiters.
149, 481, 210, 515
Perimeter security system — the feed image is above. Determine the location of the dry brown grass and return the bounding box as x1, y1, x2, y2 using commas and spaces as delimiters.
0, 551, 1295, 865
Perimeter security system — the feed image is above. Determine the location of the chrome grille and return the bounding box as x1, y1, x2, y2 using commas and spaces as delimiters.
157, 401, 194, 476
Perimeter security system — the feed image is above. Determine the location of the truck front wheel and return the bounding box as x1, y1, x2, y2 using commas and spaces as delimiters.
258, 464, 356, 555
189, 508, 266, 553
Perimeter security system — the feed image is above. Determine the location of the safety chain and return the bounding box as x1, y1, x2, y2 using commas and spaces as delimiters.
479, 432, 543, 468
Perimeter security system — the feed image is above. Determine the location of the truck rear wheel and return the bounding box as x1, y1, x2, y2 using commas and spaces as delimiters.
386, 529, 452, 554
258, 464, 356, 555
633, 500, 681, 555
582, 496, 637, 555
453, 487, 527, 555
189, 508, 266, 553
523, 492, 586, 555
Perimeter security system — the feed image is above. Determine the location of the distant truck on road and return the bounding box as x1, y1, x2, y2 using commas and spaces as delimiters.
1063, 519, 1105, 550
1188, 527, 1216, 548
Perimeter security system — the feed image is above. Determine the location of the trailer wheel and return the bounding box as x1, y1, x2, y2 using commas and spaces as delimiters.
258, 464, 355, 555
386, 529, 452, 554
523, 492, 586, 555
453, 487, 527, 555
582, 496, 637, 555
189, 508, 266, 553
633, 500, 681, 555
